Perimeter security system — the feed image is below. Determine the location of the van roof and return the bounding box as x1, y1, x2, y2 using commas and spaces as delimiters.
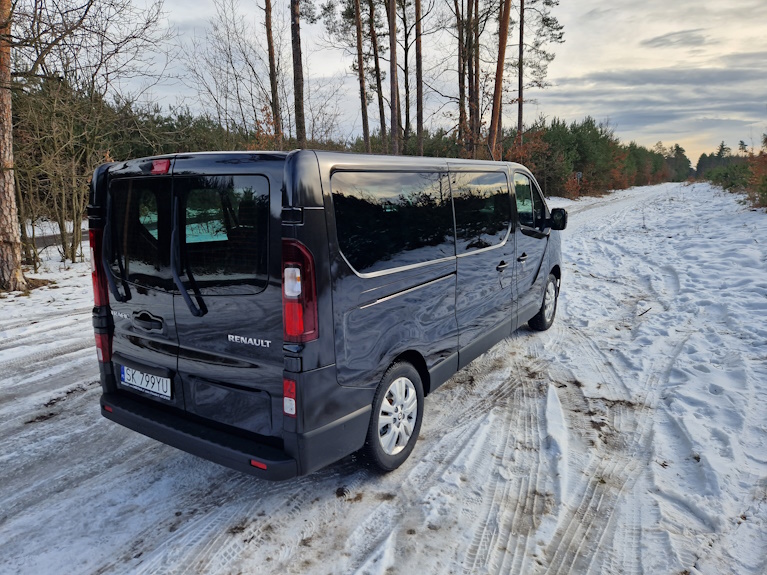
305, 150, 529, 172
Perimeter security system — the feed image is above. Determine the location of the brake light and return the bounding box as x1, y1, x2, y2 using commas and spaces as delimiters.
95, 332, 112, 363
89, 229, 109, 307
282, 239, 318, 342
283, 378, 297, 417
151, 159, 170, 175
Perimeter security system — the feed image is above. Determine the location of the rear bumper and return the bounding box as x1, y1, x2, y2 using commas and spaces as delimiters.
100, 393, 298, 480
100, 390, 373, 480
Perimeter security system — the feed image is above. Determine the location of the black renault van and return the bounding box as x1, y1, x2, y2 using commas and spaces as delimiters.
88, 150, 567, 480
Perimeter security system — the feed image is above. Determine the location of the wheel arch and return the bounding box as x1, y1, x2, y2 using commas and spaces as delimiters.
392, 350, 431, 396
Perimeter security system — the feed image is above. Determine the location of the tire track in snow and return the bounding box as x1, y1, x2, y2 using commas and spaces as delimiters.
537, 326, 689, 575
0, 306, 91, 336
106, 340, 532, 575
536, 186, 691, 574
455, 326, 566, 575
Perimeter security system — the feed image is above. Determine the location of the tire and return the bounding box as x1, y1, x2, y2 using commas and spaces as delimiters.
528, 273, 559, 331
363, 362, 424, 472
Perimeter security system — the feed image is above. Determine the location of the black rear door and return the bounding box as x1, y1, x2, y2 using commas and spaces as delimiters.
171, 156, 285, 437
105, 170, 183, 409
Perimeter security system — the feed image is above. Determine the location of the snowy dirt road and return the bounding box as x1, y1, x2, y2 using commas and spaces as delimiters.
1, 183, 766, 575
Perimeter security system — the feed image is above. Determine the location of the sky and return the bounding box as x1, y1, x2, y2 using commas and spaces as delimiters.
154, 0, 767, 166
529, 0, 767, 162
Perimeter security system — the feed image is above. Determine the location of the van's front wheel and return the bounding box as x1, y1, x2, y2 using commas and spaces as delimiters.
364, 362, 424, 472
529, 273, 559, 331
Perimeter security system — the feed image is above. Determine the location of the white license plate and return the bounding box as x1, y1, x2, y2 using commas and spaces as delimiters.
120, 365, 172, 400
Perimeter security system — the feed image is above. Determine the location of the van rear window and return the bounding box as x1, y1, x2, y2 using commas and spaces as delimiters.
107, 175, 269, 294
108, 178, 175, 291
331, 171, 455, 274
179, 175, 269, 294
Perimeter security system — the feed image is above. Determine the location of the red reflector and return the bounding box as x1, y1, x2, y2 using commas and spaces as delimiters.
103, 405, 113, 413
283, 378, 297, 417
284, 301, 304, 337
151, 159, 171, 175
250, 459, 267, 470
95, 332, 112, 363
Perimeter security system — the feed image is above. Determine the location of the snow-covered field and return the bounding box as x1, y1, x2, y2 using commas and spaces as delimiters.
1, 183, 765, 575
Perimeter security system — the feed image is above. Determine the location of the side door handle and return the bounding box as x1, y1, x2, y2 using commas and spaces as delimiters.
496, 261, 508, 272
517, 253, 528, 263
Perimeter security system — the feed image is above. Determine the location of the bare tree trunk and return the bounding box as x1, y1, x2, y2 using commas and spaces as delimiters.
466, 0, 474, 155
353, 0, 371, 152
0, 0, 26, 291
473, 0, 479, 158
400, 3, 411, 148
415, 0, 423, 155
396, 80, 403, 150
290, 0, 307, 147
517, 0, 524, 136
453, 0, 466, 143
388, 0, 398, 155
368, 0, 386, 144
488, 0, 512, 160
265, 0, 283, 148
15, 172, 33, 266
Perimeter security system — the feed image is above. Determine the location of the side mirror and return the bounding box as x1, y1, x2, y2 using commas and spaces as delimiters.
549, 208, 568, 231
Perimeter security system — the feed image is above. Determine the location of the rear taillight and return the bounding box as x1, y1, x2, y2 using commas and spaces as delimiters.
90, 228, 112, 363
282, 239, 318, 343
89, 229, 109, 307
283, 378, 297, 417
95, 332, 112, 363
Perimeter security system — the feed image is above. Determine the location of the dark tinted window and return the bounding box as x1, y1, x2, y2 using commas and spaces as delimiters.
452, 171, 510, 252
179, 175, 269, 293
332, 171, 454, 273
108, 178, 175, 291
514, 173, 535, 227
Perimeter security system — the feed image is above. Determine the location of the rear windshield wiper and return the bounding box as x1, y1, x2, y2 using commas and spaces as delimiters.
171, 195, 208, 317
102, 192, 132, 302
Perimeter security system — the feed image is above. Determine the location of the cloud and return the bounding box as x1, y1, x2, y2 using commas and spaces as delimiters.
558, 67, 766, 88
641, 29, 710, 49
531, 57, 767, 159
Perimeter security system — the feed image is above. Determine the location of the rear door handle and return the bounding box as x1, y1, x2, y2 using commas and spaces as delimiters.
517, 253, 528, 263
496, 261, 508, 272
133, 314, 163, 331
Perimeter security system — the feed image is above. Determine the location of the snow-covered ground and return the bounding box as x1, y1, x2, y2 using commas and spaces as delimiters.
1, 183, 765, 575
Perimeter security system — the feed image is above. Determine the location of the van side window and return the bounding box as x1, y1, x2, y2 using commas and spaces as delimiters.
108, 178, 174, 291
180, 175, 269, 292
452, 171, 510, 252
332, 171, 454, 273
513, 173, 535, 228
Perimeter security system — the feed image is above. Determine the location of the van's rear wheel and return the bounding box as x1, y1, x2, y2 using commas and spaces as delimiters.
529, 273, 558, 331
364, 362, 424, 472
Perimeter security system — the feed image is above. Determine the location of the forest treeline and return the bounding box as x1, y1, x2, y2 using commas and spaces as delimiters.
12, 75, 690, 272
0, 0, 744, 292
694, 139, 767, 209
